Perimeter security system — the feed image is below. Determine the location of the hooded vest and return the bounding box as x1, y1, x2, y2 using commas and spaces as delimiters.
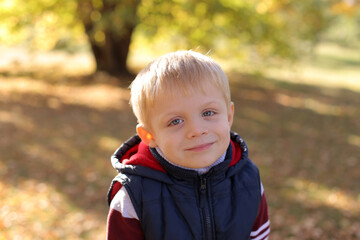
108, 132, 262, 240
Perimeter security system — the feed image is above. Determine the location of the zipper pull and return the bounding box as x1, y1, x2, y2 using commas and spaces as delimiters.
200, 178, 207, 192
199, 178, 207, 208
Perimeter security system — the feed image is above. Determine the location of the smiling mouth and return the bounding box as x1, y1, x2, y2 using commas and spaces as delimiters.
186, 142, 214, 152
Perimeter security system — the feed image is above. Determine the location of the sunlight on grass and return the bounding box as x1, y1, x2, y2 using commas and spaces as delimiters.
266, 43, 360, 93
275, 93, 356, 116
0, 78, 130, 110
0, 46, 95, 76
267, 67, 360, 92
0, 180, 104, 239
348, 134, 360, 148
284, 178, 360, 217
0, 110, 35, 131
316, 43, 360, 64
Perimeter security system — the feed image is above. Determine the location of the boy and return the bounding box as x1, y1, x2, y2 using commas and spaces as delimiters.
107, 51, 270, 240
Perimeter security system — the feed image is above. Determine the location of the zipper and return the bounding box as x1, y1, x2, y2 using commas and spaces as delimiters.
199, 177, 213, 240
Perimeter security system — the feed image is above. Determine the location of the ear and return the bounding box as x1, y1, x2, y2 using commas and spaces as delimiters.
228, 102, 235, 127
136, 125, 157, 148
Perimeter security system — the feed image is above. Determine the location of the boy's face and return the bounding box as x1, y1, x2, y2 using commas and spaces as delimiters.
144, 82, 234, 169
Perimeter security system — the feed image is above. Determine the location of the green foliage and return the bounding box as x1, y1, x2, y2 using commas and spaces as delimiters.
135, 0, 339, 61
0, 0, 84, 51
322, 4, 360, 47
0, 0, 358, 60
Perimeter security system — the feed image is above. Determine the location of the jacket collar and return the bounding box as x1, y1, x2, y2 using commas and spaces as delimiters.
149, 142, 233, 180
111, 132, 247, 180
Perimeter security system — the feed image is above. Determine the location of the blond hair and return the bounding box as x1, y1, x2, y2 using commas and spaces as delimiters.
130, 50, 231, 128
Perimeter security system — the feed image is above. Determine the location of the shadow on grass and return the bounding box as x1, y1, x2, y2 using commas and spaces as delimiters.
1, 70, 359, 239
1, 91, 137, 209
0, 73, 138, 237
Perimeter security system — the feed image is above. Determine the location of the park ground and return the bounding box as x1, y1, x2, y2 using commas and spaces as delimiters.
0, 43, 360, 239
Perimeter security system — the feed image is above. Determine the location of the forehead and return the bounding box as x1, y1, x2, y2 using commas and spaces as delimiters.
153, 81, 227, 111
156, 80, 223, 102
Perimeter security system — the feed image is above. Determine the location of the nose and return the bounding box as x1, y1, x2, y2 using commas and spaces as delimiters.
186, 119, 208, 139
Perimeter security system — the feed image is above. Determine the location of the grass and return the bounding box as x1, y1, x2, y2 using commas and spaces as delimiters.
0, 43, 360, 239
265, 42, 360, 92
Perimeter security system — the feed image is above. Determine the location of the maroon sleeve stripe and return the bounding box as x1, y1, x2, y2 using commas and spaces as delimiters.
107, 208, 145, 240
250, 192, 270, 240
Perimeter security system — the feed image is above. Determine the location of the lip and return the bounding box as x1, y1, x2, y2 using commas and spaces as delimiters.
186, 142, 214, 152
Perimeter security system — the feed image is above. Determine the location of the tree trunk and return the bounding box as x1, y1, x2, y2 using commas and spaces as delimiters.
89, 28, 135, 78
77, 0, 139, 79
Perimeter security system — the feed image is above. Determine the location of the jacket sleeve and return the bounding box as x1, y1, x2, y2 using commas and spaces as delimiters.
250, 183, 270, 240
107, 183, 145, 240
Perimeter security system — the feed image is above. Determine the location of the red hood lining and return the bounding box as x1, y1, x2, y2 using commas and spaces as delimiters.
122, 142, 167, 173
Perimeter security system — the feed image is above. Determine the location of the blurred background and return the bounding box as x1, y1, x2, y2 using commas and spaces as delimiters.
0, 0, 359, 239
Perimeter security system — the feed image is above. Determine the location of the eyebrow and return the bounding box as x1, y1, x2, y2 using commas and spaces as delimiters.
161, 100, 223, 118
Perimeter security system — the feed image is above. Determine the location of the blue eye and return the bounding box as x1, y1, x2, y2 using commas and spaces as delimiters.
169, 119, 183, 126
203, 111, 215, 117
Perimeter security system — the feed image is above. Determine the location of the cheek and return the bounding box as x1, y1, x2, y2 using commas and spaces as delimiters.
160, 143, 180, 161
157, 137, 177, 152
215, 120, 231, 132
216, 124, 232, 142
